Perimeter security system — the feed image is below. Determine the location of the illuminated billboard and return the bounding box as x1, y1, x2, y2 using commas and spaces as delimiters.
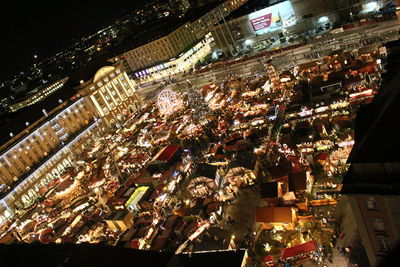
248, 1, 296, 34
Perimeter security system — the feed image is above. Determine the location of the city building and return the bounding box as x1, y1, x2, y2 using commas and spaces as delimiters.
76, 65, 142, 127
0, 98, 101, 224
0, 64, 141, 224
210, 0, 395, 54
7, 77, 69, 113
120, 22, 197, 72
111, 0, 248, 77
132, 34, 214, 82
341, 39, 400, 266
168, 0, 191, 13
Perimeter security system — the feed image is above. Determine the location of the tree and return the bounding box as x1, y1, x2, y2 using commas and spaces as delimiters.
186, 85, 213, 124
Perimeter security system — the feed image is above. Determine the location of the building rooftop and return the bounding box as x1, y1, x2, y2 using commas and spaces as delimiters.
255, 206, 293, 223
342, 40, 400, 195
260, 182, 278, 198
348, 42, 400, 164
288, 171, 307, 191
193, 163, 218, 179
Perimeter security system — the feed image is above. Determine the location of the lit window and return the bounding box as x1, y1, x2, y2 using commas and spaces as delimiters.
379, 238, 392, 252
366, 196, 378, 210
372, 218, 385, 232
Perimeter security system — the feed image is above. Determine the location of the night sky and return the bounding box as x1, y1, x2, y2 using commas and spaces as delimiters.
0, 1, 148, 80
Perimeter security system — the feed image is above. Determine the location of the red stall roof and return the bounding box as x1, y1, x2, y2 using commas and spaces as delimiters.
281, 241, 317, 259
153, 145, 180, 163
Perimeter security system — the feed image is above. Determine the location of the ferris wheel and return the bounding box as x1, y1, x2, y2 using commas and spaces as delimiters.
157, 89, 182, 116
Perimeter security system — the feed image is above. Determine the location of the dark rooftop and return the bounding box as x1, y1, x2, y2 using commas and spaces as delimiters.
288, 171, 307, 192
260, 182, 278, 198
231, 151, 258, 170
342, 40, 400, 195
341, 164, 400, 195
193, 163, 218, 179
347, 41, 400, 163
0, 243, 246, 267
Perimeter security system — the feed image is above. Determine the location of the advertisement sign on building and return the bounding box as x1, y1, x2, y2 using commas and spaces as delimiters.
248, 1, 296, 34
250, 13, 272, 31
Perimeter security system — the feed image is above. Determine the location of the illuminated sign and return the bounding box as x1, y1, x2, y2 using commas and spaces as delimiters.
250, 13, 272, 31
248, 1, 296, 34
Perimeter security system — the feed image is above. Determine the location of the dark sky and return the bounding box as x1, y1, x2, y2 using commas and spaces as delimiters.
0, 1, 148, 80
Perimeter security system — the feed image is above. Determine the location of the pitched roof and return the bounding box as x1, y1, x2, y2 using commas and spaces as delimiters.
193, 163, 218, 179
269, 159, 292, 179
231, 151, 258, 170
260, 182, 278, 198
152, 145, 181, 163
288, 171, 307, 192
281, 241, 316, 259
255, 207, 293, 224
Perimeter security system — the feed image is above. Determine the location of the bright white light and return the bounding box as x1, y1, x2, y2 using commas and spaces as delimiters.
318, 16, 329, 23
244, 39, 254, 46
362, 1, 378, 13
376, 59, 382, 64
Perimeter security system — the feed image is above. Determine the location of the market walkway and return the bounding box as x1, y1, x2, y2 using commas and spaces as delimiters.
219, 187, 261, 243
300, 195, 369, 267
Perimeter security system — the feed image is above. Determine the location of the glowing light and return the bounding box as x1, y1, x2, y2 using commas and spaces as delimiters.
244, 39, 254, 45
263, 243, 271, 251
318, 16, 329, 23
349, 89, 373, 98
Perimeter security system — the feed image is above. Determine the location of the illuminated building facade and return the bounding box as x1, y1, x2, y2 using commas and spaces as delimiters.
211, 0, 393, 54
8, 77, 69, 112
121, 23, 196, 72
112, 0, 248, 74
0, 65, 141, 224
133, 34, 214, 81
77, 65, 142, 127
0, 98, 102, 223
